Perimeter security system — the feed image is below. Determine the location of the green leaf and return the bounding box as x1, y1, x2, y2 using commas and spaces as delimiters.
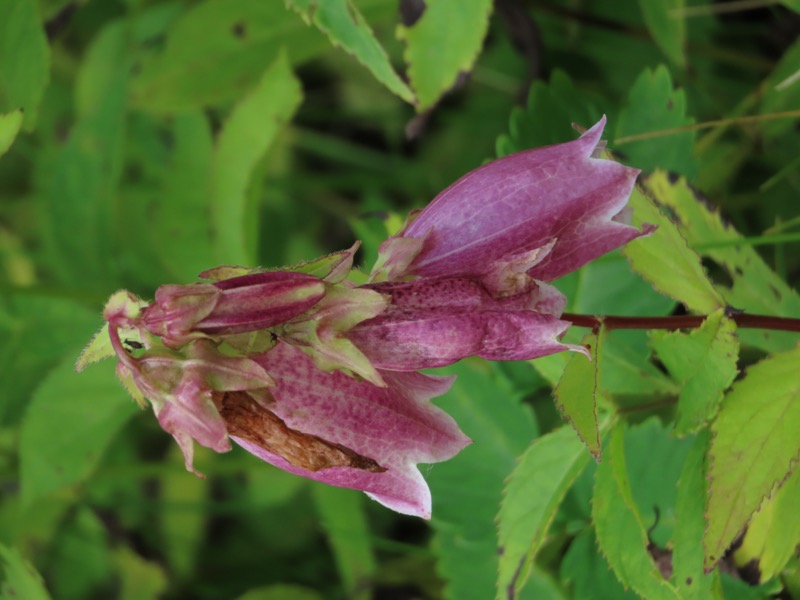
159, 445, 210, 579
428, 359, 538, 600
0, 543, 51, 600
0, 109, 23, 158
593, 424, 681, 600
20, 355, 138, 505
154, 111, 217, 279
637, 0, 686, 68
734, 463, 800, 583
623, 184, 725, 314
311, 486, 375, 600
642, 171, 800, 352
211, 52, 303, 265
0, 0, 49, 129
616, 66, 696, 177
705, 345, 800, 571
40, 53, 127, 287
650, 309, 739, 435
560, 529, 638, 600
130, 0, 325, 112
399, 0, 493, 110
0, 295, 99, 425
287, 0, 414, 103
671, 432, 723, 599
114, 547, 168, 600
496, 70, 601, 157
497, 424, 605, 599
553, 331, 602, 460
779, 0, 800, 12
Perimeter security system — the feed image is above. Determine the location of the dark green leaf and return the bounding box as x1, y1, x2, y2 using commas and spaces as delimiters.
637, 0, 686, 68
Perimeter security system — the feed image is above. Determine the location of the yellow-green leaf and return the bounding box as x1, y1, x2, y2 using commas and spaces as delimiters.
0, 544, 51, 600
0, 109, 23, 158
705, 345, 800, 571
211, 53, 303, 265
651, 309, 739, 435
623, 183, 724, 314
399, 0, 492, 110
554, 330, 603, 460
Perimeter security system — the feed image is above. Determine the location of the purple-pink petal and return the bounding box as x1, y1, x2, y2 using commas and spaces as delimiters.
390, 117, 644, 283
235, 342, 470, 518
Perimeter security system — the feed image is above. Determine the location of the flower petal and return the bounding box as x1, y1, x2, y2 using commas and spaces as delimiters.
386, 116, 644, 283
232, 342, 470, 518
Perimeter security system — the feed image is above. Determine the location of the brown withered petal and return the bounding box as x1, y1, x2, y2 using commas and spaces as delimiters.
217, 391, 386, 473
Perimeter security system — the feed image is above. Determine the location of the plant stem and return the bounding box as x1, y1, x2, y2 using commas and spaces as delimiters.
562, 312, 800, 333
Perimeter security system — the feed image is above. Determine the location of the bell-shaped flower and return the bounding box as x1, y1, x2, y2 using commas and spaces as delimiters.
370, 116, 646, 293
221, 341, 470, 518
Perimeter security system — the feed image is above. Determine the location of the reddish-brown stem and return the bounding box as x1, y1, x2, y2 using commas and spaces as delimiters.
561, 312, 800, 333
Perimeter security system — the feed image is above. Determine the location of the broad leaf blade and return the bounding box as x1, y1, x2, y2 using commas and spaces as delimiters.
553, 331, 602, 460
0, 109, 23, 158
616, 66, 695, 177
637, 0, 686, 68
671, 432, 723, 599
734, 465, 800, 583
705, 345, 800, 570
287, 0, 414, 103
651, 309, 739, 435
593, 424, 681, 600
211, 53, 303, 265
497, 424, 604, 599
0, 544, 51, 600
623, 184, 724, 314
641, 172, 800, 352
20, 355, 138, 505
399, 0, 493, 109
0, 0, 49, 129
428, 359, 538, 600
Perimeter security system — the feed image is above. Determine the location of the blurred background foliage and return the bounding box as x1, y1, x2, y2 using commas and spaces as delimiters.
0, 0, 799, 598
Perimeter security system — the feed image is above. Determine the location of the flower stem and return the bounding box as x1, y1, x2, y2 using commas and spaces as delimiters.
561, 312, 800, 333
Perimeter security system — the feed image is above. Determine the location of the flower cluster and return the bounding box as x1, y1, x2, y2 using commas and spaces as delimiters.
78, 117, 644, 518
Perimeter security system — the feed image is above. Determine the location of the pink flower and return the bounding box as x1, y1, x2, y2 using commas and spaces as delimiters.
79, 117, 646, 517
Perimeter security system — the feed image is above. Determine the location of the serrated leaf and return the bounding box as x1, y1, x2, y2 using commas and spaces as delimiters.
637, 0, 686, 68
0, 544, 51, 600
0, 0, 49, 129
497, 423, 606, 599
496, 70, 601, 156
705, 345, 800, 571
311, 486, 375, 600
642, 171, 800, 352
20, 355, 138, 505
212, 52, 302, 265
399, 0, 493, 110
287, 0, 414, 103
554, 330, 602, 460
0, 109, 23, 158
672, 431, 723, 599
593, 424, 681, 600
616, 66, 696, 177
734, 465, 800, 583
623, 184, 724, 313
428, 359, 537, 600
651, 310, 739, 435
